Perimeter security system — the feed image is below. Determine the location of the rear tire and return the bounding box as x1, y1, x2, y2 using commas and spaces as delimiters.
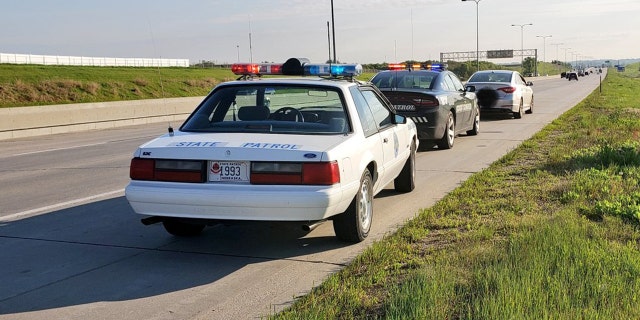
333, 169, 373, 242
437, 111, 455, 149
163, 218, 205, 237
513, 99, 524, 119
525, 96, 534, 114
394, 140, 416, 193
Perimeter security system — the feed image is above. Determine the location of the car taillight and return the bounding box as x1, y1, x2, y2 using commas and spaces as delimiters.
414, 97, 439, 108
130, 158, 205, 183
498, 86, 516, 93
250, 161, 340, 185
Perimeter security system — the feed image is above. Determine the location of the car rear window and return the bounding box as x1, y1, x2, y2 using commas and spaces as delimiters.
180, 85, 350, 135
468, 72, 512, 83
371, 71, 436, 90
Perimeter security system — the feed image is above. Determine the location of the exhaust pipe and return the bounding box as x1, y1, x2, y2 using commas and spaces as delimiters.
302, 220, 326, 232
141, 216, 164, 226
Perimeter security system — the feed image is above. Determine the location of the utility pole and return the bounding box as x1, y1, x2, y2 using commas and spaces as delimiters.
511, 23, 533, 68
462, 0, 481, 71
331, 0, 336, 63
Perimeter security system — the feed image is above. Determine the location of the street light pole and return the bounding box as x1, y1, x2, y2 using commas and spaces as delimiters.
562, 47, 571, 71
536, 35, 552, 75
551, 42, 564, 73
462, 0, 481, 71
511, 23, 533, 69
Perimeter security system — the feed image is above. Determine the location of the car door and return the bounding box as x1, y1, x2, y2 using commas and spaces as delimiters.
359, 87, 406, 189
447, 73, 475, 130
442, 73, 470, 131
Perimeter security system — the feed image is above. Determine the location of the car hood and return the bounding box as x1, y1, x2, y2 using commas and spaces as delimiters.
133, 131, 349, 162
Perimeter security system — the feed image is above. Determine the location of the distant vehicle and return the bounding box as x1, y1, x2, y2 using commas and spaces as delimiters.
567, 72, 579, 81
125, 58, 418, 243
561, 72, 567, 78
370, 64, 479, 149
465, 70, 534, 119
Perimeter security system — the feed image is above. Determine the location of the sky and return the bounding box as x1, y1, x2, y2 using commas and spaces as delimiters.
1, 0, 638, 65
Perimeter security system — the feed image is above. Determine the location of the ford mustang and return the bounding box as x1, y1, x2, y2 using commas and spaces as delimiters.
125, 58, 418, 242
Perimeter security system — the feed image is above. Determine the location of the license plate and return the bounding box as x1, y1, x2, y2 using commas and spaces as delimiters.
209, 161, 249, 182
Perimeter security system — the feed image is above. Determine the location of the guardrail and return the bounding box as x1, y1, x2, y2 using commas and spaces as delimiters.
0, 97, 204, 140
0, 53, 189, 67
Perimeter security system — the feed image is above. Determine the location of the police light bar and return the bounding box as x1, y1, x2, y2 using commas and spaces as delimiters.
232, 58, 362, 78
387, 63, 421, 71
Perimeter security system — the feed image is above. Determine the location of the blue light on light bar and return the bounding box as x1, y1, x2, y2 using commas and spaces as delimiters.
304, 64, 363, 77
424, 64, 445, 72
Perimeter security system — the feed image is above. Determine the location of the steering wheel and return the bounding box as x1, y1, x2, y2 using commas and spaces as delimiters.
271, 107, 304, 122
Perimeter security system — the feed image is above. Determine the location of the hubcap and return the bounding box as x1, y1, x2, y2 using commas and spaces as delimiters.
447, 116, 455, 145
358, 179, 372, 231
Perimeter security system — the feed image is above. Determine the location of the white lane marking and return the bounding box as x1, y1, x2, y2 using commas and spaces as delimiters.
0, 142, 110, 159
1, 189, 125, 222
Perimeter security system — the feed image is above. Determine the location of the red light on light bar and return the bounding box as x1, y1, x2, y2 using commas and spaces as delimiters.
258, 64, 283, 74
232, 63, 284, 76
231, 63, 261, 75
388, 63, 406, 71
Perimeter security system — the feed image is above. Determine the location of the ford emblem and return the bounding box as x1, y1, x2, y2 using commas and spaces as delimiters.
303, 153, 317, 159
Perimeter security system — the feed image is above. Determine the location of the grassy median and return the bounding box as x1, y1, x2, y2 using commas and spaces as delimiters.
272, 66, 640, 319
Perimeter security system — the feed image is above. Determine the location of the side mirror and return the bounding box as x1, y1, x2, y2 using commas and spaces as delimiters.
465, 85, 476, 93
394, 114, 407, 124
526, 81, 533, 86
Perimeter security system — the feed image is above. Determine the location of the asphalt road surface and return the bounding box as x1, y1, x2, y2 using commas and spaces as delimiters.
0, 71, 605, 319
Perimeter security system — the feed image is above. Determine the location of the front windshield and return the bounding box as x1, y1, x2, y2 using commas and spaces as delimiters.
180, 85, 350, 134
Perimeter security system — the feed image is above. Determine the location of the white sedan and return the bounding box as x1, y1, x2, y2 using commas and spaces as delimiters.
125, 59, 418, 242
465, 70, 534, 119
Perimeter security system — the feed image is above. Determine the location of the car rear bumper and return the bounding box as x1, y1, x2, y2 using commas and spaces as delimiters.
406, 111, 444, 140
480, 98, 519, 113
125, 180, 357, 221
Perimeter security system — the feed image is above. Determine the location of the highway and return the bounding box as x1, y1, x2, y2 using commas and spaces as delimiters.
0, 72, 605, 319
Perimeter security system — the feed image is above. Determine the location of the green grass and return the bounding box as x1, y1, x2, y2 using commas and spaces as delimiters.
0, 64, 377, 109
0, 64, 235, 108
272, 65, 640, 319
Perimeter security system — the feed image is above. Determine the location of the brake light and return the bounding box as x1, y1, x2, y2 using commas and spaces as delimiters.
250, 161, 340, 185
415, 98, 439, 108
498, 86, 516, 93
302, 162, 340, 185
129, 158, 205, 183
130, 158, 154, 180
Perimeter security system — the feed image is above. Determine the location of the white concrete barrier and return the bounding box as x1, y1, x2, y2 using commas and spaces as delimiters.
1, 53, 189, 67
0, 97, 205, 140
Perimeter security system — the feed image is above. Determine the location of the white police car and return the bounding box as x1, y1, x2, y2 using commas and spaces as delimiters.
125, 58, 418, 242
